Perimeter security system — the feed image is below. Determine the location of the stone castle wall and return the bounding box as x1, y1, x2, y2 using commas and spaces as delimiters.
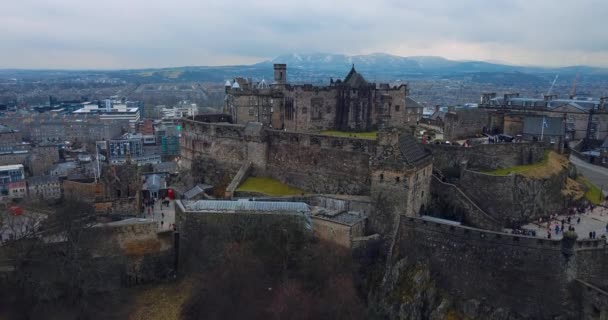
395, 216, 607, 319
180, 121, 250, 184
429, 175, 503, 231
266, 130, 375, 194
459, 168, 567, 226
427, 142, 544, 172
180, 119, 377, 194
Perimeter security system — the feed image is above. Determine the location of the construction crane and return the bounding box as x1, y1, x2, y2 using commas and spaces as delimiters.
569, 73, 580, 99
546, 75, 558, 97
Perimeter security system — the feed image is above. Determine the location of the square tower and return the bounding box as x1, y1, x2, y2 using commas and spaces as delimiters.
273, 64, 287, 86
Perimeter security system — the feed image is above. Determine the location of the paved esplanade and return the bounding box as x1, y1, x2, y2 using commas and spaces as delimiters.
522, 206, 608, 240
143, 198, 176, 231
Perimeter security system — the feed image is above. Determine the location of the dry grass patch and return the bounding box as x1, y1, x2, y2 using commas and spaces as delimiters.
236, 177, 305, 196
484, 150, 568, 178
562, 177, 585, 201
128, 278, 194, 320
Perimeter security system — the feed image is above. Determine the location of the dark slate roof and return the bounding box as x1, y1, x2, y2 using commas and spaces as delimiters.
153, 161, 178, 173
28, 175, 60, 185
183, 184, 213, 199
523, 116, 565, 136
343, 66, 369, 88
405, 97, 424, 109
399, 134, 430, 166
0, 124, 15, 134
430, 111, 447, 121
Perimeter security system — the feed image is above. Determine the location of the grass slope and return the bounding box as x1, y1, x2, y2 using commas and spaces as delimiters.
236, 177, 305, 196
578, 176, 603, 205
484, 150, 568, 178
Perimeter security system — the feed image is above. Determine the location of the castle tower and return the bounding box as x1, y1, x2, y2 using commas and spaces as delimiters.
273, 64, 287, 86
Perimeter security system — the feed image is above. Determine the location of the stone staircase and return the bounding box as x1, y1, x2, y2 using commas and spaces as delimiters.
224, 161, 252, 199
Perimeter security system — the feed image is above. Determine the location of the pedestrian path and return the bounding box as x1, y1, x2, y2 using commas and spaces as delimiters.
142, 198, 176, 232
521, 205, 608, 240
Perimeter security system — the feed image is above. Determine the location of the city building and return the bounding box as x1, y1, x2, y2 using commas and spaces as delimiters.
27, 175, 61, 200
224, 64, 423, 132
73, 101, 141, 129
480, 93, 608, 141
161, 103, 198, 120
0, 164, 25, 184
160, 135, 179, 158
97, 137, 161, 166
8, 181, 26, 199
0, 124, 21, 147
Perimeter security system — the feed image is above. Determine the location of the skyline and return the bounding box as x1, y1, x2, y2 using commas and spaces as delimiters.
2, 0, 608, 69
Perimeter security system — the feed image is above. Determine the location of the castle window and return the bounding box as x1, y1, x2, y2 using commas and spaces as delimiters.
379, 174, 384, 181
285, 98, 294, 120
327, 106, 331, 114
302, 107, 307, 114
395, 177, 400, 183
421, 191, 424, 198
395, 105, 400, 112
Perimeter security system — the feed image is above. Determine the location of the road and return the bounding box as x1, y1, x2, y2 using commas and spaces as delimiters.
570, 155, 608, 195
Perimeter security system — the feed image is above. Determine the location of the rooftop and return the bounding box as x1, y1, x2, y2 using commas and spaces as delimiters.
0, 164, 24, 171
28, 175, 60, 185
399, 133, 431, 166
183, 184, 213, 200
312, 208, 366, 226
181, 199, 310, 213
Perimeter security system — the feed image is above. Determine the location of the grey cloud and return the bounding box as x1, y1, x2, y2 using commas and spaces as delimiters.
1, 0, 608, 68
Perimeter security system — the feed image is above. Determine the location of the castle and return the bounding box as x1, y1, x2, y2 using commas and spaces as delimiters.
178, 66, 608, 319
223, 64, 424, 132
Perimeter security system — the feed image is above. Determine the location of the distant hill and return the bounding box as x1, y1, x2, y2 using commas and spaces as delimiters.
2, 53, 608, 84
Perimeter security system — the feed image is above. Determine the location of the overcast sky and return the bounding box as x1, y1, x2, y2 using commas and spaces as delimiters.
2, 0, 608, 69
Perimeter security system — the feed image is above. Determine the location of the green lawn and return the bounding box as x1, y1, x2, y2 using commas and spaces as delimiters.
578, 176, 603, 205
319, 130, 377, 140
484, 150, 557, 177
236, 177, 305, 196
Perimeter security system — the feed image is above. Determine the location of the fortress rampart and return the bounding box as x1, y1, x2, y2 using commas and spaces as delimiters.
396, 216, 608, 319
180, 119, 377, 195
426, 142, 545, 172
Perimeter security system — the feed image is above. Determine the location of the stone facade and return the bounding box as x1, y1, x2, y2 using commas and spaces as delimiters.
395, 216, 608, 319
426, 142, 545, 172
224, 64, 423, 132
27, 175, 61, 200
180, 119, 432, 235
459, 168, 568, 226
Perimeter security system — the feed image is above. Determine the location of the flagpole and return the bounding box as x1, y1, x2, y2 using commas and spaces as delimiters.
96, 141, 101, 183
541, 117, 545, 141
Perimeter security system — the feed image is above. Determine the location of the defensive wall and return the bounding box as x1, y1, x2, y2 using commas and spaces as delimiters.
0, 220, 175, 291
574, 279, 608, 319
180, 119, 376, 195
459, 167, 568, 226
429, 175, 503, 231
426, 142, 545, 172
395, 216, 608, 319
